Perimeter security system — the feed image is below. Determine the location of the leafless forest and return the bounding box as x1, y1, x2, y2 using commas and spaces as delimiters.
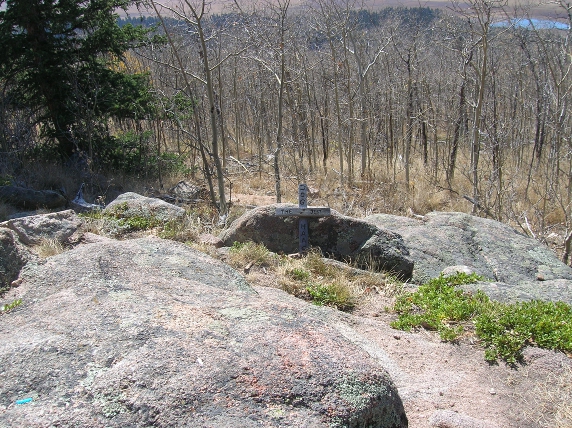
4, 0, 572, 245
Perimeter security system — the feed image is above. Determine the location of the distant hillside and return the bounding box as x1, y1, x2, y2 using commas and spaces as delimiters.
120, 0, 568, 23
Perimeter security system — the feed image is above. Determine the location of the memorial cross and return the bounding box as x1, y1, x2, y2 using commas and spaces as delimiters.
275, 184, 331, 253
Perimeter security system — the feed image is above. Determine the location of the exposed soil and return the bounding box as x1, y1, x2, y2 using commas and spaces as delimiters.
246, 267, 572, 428
353, 293, 572, 428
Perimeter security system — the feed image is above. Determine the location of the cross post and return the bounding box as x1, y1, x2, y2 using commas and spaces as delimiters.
275, 184, 331, 253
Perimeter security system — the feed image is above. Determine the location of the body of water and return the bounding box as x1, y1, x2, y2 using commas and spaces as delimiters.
494, 18, 569, 30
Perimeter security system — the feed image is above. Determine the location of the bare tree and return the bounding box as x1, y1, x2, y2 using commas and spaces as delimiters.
149, 0, 242, 216
234, 0, 292, 202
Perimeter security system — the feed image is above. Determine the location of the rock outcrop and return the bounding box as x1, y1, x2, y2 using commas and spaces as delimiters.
220, 204, 413, 279
0, 209, 82, 245
2, 206, 571, 427
0, 185, 66, 209
104, 192, 185, 222
0, 228, 30, 292
0, 237, 408, 427
366, 212, 572, 304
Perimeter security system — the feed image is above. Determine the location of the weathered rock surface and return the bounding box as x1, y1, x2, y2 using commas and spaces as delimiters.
169, 181, 205, 201
0, 185, 66, 209
220, 204, 413, 278
0, 228, 31, 292
366, 212, 572, 304
0, 237, 408, 427
441, 265, 475, 277
199, 233, 224, 248
0, 209, 82, 245
104, 192, 185, 222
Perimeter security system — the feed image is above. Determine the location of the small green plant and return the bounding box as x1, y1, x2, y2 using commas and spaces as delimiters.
118, 215, 160, 231
1, 298, 22, 313
80, 207, 163, 234
157, 218, 198, 243
276, 248, 394, 312
79, 210, 104, 220
286, 267, 310, 281
230, 241, 246, 251
228, 241, 277, 268
111, 202, 129, 214
392, 273, 572, 363
392, 272, 486, 337
306, 282, 355, 311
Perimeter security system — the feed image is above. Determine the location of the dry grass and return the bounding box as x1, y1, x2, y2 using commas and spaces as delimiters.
6, 137, 572, 274
3, 148, 571, 426
34, 237, 66, 258
277, 254, 359, 310
221, 242, 398, 311
228, 241, 279, 270
189, 241, 220, 258
157, 216, 200, 243
79, 207, 209, 243
221, 149, 572, 246
10, 146, 568, 242
230, 154, 479, 219
555, 367, 572, 428
512, 364, 572, 427
80, 213, 108, 235
16, 162, 80, 196
274, 249, 399, 311
4, 142, 570, 258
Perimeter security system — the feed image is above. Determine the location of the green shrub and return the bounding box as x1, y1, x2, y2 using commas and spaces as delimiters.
118, 215, 160, 231
83, 205, 200, 242
475, 300, 572, 363
391, 272, 486, 334
391, 273, 572, 363
306, 282, 355, 311
0, 175, 12, 186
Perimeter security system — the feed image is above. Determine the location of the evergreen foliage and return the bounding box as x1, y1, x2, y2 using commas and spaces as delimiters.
0, 0, 157, 159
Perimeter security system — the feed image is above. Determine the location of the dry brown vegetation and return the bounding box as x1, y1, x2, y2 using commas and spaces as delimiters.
33, 237, 66, 258
515, 365, 572, 426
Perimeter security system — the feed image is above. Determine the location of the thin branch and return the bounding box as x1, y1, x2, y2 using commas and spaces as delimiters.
209, 48, 247, 72
137, 52, 207, 84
